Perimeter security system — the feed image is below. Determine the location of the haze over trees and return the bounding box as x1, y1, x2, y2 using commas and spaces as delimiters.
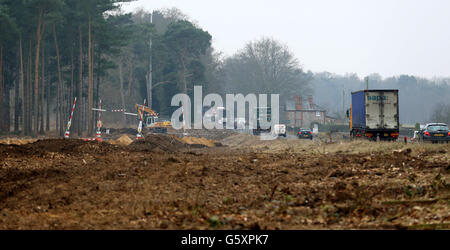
0, 3, 449, 136
430, 103, 450, 124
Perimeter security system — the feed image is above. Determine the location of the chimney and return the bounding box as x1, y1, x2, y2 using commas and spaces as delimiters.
308, 95, 314, 109
295, 96, 302, 110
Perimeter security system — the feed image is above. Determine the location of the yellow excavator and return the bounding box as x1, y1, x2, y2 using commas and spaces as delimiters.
135, 104, 172, 134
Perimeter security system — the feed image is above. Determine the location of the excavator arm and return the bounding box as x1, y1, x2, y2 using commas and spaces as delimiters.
135, 104, 158, 120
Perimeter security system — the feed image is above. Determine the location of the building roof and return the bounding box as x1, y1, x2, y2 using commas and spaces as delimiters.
285, 100, 326, 112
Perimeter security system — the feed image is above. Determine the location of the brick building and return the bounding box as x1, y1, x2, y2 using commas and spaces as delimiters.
284, 96, 327, 128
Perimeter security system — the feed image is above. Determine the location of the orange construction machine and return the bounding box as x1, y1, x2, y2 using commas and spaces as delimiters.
134, 104, 172, 134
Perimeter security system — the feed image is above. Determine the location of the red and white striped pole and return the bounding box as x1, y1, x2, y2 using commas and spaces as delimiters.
64, 97, 77, 139
95, 99, 103, 141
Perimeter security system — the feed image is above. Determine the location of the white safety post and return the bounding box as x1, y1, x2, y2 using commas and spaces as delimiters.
136, 99, 145, 140
95, 100, 103, 141
91, 100, 107, 141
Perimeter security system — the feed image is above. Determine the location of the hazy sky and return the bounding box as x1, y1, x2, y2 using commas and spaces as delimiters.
121, 0, 450, 79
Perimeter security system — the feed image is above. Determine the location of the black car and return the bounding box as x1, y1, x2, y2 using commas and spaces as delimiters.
298, 128, 313, 140
419, 123, 450, 143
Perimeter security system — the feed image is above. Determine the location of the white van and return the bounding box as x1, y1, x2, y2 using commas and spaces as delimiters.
272, 124, 287, 137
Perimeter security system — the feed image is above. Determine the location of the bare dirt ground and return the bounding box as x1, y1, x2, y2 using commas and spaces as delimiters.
0, 131, 449, 229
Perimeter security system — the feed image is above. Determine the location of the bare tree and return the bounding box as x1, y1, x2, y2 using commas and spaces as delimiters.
161, 7, 190, 22
222, 37, 311, 100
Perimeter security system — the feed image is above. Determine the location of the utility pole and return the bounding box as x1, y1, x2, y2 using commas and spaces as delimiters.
342, 88, 345, 119
147, 12, 153, 108
365, 76, 369, 90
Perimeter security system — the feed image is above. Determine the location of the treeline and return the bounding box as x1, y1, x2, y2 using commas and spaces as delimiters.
0, 1, 214, 136
0, 0, 133, 136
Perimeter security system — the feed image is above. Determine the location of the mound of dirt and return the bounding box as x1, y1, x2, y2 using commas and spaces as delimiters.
0, 139, 119, 157
172, 129, 238, 141
109, 135, 133, 146
0, 138, 37, 145
0, 138, 38, 145
222, 134, 259, 147
178, 136, 217, 147
0, 139, 86, 157
128, 134, 188, 153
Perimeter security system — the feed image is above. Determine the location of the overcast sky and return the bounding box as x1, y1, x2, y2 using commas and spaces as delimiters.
121, 0, 450, 79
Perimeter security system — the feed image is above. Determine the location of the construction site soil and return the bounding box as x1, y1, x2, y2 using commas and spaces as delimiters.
0, 131, 449, 229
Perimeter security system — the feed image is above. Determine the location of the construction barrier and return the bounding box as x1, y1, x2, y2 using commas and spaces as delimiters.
81, 137, 103, 142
